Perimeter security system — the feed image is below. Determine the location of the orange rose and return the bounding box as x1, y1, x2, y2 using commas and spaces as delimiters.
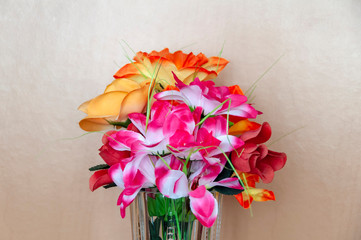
78, 48, 229, 132
78, 79, 151, 131
114, 48, 229, 88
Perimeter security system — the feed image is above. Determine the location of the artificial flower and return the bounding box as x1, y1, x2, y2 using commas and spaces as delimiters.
114, 48, 229, 87
79, 49, 229, 132
234, 173, 275, 209
78, 80, 151, 131
155, 75, 259, 119
102, 98, 243, 225
82, 48, 288, 231
231, 122, 287, 183
189, 186, 218, 227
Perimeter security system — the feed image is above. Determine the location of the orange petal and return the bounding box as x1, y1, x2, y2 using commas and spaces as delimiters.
229, 119, 261, 135
235, 192, 253, 209
239, 173, 260, 188
116, 83, 151, 122
228, 85, 244, 95
78, 100, 91, 114
172, 50, 190, 69
104, 78, 140, 93
201, 56, 229, 74
86, 91, 128, 116
113, 62, 140, 79
181, 68, 217, 84
79, 117, 114, 132
163, 85, 179, 91
247, 188, 275, 202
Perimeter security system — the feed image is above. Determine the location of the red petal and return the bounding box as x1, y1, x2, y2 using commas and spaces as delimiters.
89, 170, 113, 191
241, 122, 272, 144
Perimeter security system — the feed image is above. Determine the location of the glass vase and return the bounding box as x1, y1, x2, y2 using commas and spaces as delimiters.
130, 189, 223, 240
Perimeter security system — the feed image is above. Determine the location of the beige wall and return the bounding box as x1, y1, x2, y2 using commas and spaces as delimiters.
1, 0, 360, 239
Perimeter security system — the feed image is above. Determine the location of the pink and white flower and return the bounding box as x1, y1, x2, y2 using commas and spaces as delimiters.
189, 186, 218, 228
100, 98, 245, 225
154, 74, 259, 119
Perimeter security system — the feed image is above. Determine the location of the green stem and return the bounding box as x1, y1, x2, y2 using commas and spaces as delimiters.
172, 199, 181, 239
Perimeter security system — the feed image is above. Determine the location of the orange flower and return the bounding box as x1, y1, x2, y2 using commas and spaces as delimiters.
79, 49, 229, 132
78, 79, 151, 131
235, 173, 275, 209
114, 48, 229, 87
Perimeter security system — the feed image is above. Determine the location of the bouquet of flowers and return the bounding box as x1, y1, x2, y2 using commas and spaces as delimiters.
78, 48, 287, 239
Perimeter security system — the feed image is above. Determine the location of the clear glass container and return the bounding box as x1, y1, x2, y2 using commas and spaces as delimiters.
130, 189, 223, 240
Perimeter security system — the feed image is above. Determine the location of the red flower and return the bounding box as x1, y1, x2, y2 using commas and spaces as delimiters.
89, 128, 133, 191
231, 122, 287, 183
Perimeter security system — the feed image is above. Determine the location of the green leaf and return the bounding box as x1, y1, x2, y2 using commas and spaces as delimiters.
211, 186, 243, 195
148, 197, 157, 217
106, 118, 131, 128
89, 164, 110, 171
102, 183, 116, 189
211, 160, 244, 195
155, 195, 166, 216
153, 218, 162, 238
214, 160, 233, 181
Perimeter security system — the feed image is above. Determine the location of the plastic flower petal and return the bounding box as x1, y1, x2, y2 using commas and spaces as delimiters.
231, 122, 287, 183
117, 186, 143, 218
234, 173, 275, 209
114, 48, 229, 86
108, 130, 145, 152
228, 119, 261, 135
110, 155, 155, 218
108, 163, 125, 189
189, 186, 218, 228
78, 80, 151, 131
155, 77, 259, 119
89, 169, 113, 191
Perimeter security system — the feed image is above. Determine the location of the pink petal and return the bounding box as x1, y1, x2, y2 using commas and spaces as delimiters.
210, 135, 244, 156
144, 120, 165, 145
128, 112, 146, 135
137, 155, 156, 184
207, 177, 243, 190
117, 186, 143, 218
169, 129, 195, 151
198, 164, 223, 186
172, 71, 187, 88
192, 106, 203, 125
150, 100, 172, 122
108, 163, 124, 188
164, 104, 195, 135
154, 90, 187, 103
218, 94, 248, 112
201, 116, 228, 137
217, 103, 258, 118
155, 157, 188, 199
108, 130, 145, 152
189, 186, 218, 227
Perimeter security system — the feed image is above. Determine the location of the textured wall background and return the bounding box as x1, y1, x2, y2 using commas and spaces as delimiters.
1, 0, 360, 239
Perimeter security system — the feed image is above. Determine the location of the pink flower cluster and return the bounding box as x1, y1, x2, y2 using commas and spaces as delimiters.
92, 77, 260, 227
